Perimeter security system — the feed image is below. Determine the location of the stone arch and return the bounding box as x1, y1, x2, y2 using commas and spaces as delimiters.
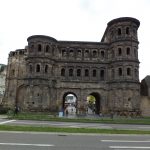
61, 91, 78, 115
38, 44, 42, 52
87, 92, 101, 115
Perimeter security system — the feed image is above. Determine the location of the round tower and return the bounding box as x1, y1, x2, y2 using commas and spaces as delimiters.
26, 35, 58, 79
16, 35, 58, 111
105, 17, 140, 114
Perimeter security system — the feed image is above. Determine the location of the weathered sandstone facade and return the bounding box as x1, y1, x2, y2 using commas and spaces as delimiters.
3, 17, 140, 114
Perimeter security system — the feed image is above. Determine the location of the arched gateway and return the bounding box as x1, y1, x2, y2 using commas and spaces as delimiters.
4, 17, 141, 115
87, 92, 101, 115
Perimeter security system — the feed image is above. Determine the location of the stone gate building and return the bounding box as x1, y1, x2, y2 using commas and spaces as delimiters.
3, 17, 140, 114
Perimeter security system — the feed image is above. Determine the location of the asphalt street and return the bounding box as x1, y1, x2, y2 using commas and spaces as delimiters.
1, 117, 150, 149
0, 131, 150, 150
0, 118, 150, 130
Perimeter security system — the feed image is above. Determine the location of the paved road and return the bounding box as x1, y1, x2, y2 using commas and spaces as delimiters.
0, 118, 150, 130
0, 131, 150, 150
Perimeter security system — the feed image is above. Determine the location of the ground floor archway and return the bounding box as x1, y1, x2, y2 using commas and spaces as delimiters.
87, 92, 101, 115
62, 92, 77, 116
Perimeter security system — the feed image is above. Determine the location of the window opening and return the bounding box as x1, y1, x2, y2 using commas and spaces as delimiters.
127, 47, 130, 55
93, 51, 97, 57
118, 48, 122, 56
36, 64, 40, 72
61, 68, 65, 76
12, 69, 15, 76
118, 68, 122, 76
46, 45, 49, 52
69, 50, 74, 57
127, 68, 131, 76
77, 69, 81, 77
69, 69, 73, 76
45, 65, 48, 73
62, 50, 67, 57
118, 28, 121, 35
38, 44, 42, 52
101, 51, 105, 58
100, 70, 105, 80
85, 69, 89, 77
126, 27, 130, 35
93, 69, 96, 77
77, 50, 82, 57
85, 50, 89, 57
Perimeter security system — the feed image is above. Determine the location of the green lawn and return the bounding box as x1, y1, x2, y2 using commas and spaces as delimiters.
1, 112, 150, 134
0, 125, 150, 134
6, 112, 150, 125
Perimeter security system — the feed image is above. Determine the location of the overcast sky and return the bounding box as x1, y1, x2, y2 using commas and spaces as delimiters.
0, 0, 150, 80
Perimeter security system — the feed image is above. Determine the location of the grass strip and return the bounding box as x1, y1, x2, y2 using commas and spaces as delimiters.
0, 125, 150, 134
8, 114, 150, 125
6, 112, 150, 125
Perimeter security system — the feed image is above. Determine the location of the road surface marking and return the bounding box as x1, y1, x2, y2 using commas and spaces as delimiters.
110, 146, 150, 149
138, 126, 150, 129
69, 125, 80, 128
102, 140, 150, 142
0, 120, 16, 125
0, 143, 54, 147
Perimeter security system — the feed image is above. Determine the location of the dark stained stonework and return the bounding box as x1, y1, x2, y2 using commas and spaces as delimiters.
3, 17, 141, 114
141, 76, 150, 97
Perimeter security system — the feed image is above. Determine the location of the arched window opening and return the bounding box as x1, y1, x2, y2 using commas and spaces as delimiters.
69, 69, 73, 77
45, 45, 49, 52
127, 47, 130, 55
69, 50, 74, 57
118, 28, 121, 35
127, 68, 131, 76
45, 65, 48, 73
36, 64, 40, 72
38, 44, 42, 52
100, 70, 105, 80
77, 50, 82, 57
93, 51, 97, 57
118, 68, 122, 76
126, 27, 130, 35
86, 93, 100, 115
118, 48, 122, 56
63, 93, 77, 116
85, 69, 89, 77
77, 69, 81, 77
85, 50, 89, 57
12, 69, 15, 76
61, 68, 65, 76
62, 50, 67, 57
101, 51, 105, 58
93, 69, 96, 77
